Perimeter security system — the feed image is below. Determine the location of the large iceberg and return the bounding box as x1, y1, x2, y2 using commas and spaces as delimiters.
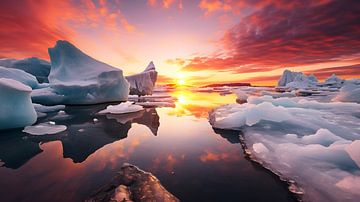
0, 66, 42, 89
32, 40, 130, 105
0, 57, 51, 83
209, 95, 360, 202
0, 78, 37, 130
277, 69, 318, 90
277, 70, 303, 87
125, 61, 158, 96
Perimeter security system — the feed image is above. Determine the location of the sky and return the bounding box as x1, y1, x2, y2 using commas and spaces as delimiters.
0, 0, 359, 86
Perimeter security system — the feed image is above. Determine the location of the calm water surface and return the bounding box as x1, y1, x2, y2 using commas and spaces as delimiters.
0, 90, 296, 202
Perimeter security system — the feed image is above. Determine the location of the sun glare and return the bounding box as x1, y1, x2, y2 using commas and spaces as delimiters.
177, 79, 186, 85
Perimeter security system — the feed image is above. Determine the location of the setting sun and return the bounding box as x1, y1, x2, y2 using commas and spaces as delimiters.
177, 79, 186, 86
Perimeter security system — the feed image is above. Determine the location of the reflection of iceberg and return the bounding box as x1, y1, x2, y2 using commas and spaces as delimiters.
0, 104, 161, 168
212, 128, 241, 144
0, 131, 42, 169
106, 108, 160, 136
32, 105, 160, 163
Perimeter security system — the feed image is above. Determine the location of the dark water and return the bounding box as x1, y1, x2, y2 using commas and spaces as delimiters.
0, 91, 296, 202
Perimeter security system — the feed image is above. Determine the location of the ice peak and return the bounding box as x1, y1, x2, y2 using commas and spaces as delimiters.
144, 61, 156, 72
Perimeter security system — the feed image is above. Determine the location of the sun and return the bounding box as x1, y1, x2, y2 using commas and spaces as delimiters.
177, 79, 186, 86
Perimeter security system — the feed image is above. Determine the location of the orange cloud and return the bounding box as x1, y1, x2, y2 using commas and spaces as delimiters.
0, 0, 137, 59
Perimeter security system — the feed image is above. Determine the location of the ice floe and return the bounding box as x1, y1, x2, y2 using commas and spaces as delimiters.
0, 78, 37, 130
98, 101, 144, 114
209, 94, 360, 202
23, 122, 67, 135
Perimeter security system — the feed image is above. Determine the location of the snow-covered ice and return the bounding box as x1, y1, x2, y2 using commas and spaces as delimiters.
209, 94, 360, 202
32, 40, 129, 105
125, 61, 158, 96
23, 122, 67, 135
0, 78, 37, 130
333, 79, 360, 103
0, 57, 51, 83
98, 101, 144, 114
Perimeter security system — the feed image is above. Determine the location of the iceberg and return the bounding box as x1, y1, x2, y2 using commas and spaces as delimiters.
209, 95, 360, 202
0, 57, 51, 83
0, 66, 42, 89
125, 61, 158, 96
277, 70, 303, 87
0, 78, 37, 130
285, 73, 316, 90
32, 40, 130, 105
98, 101, 144, 114
333, 79, 360, 103
324, 74, 344, 86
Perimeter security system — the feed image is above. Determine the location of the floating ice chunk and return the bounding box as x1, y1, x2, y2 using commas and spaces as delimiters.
23, 122, 67, 135
0, 57, 50, 83
136, 101, 176, 108
125, 61, 158, 96
33, 103, 65, 113
324, 74, 344, 86
209, 94, 360, 202
233, 89, 248, 104
345, 140, 360, 168
209, 102, 292, 129
0, 66, 40, 89
99, 101, 144, 114
333, 80, 360, 103
0, 78, 37, 130
33, 40, 129, 105
261, 90, 296, 98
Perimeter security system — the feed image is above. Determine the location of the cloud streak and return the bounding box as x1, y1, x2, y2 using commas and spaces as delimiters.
183, 0, 360, 74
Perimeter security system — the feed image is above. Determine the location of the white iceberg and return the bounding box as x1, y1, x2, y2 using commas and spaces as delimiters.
32, 40, 130, 105
324, 74, 344, 86
125, 61, 158, 96
333, 79, 360, 103
0, 66, 42, 89
0, 57, 50, 83
277, 69, 303, 87
285, 73, 316, 90
209, 94, 360, 202
0, 78, 37, 130
23, 122, 67, 135
99, 101, 144, 114
233, 89, 248, 104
